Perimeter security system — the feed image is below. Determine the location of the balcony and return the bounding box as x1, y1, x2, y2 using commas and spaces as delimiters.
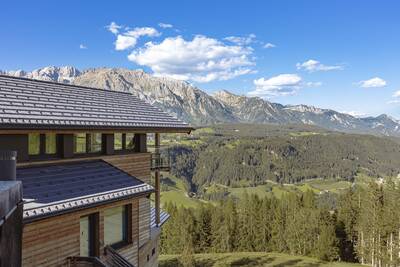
149, 146, 171, 171
150, 152, 171, 171
67, 256, 107, 267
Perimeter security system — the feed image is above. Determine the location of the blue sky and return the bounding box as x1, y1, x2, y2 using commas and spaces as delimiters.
1, 0, 400, 118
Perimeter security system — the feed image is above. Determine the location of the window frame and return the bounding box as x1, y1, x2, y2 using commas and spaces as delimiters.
28, 133, 59, 159
114, 133, 124, 151
113, 133, 140, 154
125, 133, 136, 151
73, 133, 88, 154
87, 133, 103, 154
79, 213, 100, 257
103, 204, 132, 249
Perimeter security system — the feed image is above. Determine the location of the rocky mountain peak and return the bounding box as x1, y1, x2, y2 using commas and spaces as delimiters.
2, 65, 400, 137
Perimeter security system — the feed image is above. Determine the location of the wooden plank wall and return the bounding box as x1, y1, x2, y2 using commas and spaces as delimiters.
22, 198, 141, 267
22, 153, 152, 267
138, 230, 161, 267
104, 153, 152, 249
104, 153, 151, 184
138, 198, 151, 248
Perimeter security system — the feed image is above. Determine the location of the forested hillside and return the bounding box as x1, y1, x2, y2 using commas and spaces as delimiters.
168, 125, 400, 194
161, 180, 400, 266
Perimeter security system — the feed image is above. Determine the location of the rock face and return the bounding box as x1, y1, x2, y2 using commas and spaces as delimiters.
2, 66, 400, 136
4, 66, 80, 84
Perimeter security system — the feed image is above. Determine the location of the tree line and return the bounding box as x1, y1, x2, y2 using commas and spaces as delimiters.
161, 180, 400, 267
170, 133, 400, 193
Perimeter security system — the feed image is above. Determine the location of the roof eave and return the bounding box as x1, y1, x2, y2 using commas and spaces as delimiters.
0, 124, 194, 134
23, 187, 155, 223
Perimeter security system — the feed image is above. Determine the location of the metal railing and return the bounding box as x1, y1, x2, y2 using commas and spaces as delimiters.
148, 145, 171, 171
104, 246, 135, 267
67, 256, 107, 267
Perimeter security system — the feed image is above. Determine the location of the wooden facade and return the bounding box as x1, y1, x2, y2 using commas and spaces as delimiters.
23, 197, 140, 267
19, 147, 158, 267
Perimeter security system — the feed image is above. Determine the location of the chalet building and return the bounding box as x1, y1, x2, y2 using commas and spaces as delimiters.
0, 75, 192, 267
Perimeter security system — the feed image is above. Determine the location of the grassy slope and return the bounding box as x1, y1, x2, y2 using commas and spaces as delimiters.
160, 252, 363, 267
159, 176, 356, 208
159, 173, 205, 209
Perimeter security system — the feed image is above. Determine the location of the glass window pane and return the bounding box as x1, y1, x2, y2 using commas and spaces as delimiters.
28, 134, 40, 155
80, 216, 89, 257
126, 133, 135, 150
104, 206, 125, 245
89, 133, 102, 153
114, 133, 123, 150
45, 134, 57, 154
74, 133, 87, 154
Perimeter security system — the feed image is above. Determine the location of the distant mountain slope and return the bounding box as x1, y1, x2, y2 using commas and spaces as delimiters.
2, 66, 400, 136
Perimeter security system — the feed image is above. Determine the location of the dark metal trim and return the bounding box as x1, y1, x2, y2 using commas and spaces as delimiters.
23, 188, 154, 224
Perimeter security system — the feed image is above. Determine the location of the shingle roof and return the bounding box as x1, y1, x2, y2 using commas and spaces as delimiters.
17, 160, 154, 221
150, 207, 170, 228
0, 75, 192, 132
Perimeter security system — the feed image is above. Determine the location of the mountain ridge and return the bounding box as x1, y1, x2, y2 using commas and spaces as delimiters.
2, 65, 400, 137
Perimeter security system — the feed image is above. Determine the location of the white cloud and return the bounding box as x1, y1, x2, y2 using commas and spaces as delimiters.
248, 74, 302, 97
296, 59, 343, 72
224, 34, 256, 46
393, 90, 400, 97
107, 22, 122, 35
388, 90, 400, 104
305, 81, 322, 87
128, 35, 254, 82
115, 27, 160, 51
358, 77, 387, 88
263, 43, 276, 49
79, 44, 87, 49
158, 23, 173, 29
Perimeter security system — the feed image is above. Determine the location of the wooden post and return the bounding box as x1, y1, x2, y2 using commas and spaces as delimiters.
155, 133, 161, 226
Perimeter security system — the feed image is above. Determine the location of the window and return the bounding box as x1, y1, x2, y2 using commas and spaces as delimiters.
28, 134, 40, 155
114, 133, 123, 150
88, 133, 102, 153
45, 134, 57, 154
29, 133, 58, 157
74, 133, 87, 154
126, 133, 135, 150
104, 206, 128, 246
80, 214, 99, 257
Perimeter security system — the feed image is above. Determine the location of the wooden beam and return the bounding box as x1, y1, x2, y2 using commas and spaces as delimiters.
155, 133, 161, 226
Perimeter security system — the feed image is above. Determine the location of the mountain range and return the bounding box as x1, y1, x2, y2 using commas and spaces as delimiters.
2, 66, 400, 137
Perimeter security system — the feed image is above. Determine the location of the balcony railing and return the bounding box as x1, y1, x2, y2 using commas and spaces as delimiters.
149, 146, 171, 171
104, 246, 135, 267
67, 256, 107, 267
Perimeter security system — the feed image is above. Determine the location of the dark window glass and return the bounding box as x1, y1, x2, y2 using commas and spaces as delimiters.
45, 134, 57, 154
88, 133, 102, 153
28, 134, 40, 155
74, 133, 87, 154
126, 133, 135, 150
114, 133, 123, 150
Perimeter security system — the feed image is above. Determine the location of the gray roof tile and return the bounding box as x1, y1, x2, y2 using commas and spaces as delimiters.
18, 160, 154, 221
0, 75, 191, 131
